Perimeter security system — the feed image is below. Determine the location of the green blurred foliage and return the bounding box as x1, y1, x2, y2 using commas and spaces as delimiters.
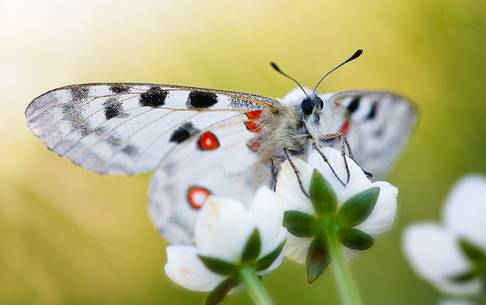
1, 0, 486, 304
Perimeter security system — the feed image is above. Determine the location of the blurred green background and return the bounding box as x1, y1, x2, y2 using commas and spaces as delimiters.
1, 0, 486, 304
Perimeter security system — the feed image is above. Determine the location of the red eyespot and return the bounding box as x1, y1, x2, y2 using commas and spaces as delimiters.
245, 110, 262, 120
339, 121, 350, 135
198, 131, 220, 150
187, 186, 211, 209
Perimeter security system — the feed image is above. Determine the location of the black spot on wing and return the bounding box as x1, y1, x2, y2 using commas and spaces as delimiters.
79, 124, 91, 136
62, 103, 91, 136
347, 96, 360, 113
121, 144, 137, 156
170, 122, 200, 143
106, 135, 122, 147
70, 86, 89, 100
62, 103, 75, 112
104, 104, 121, 120
366, 102, 377, 120
140, 86, 168, 107
188, 90, 218, 108
374, 127, 385, 137
103, 97, 126, 120
109, 84, 131, 93
94, 126, 107, 136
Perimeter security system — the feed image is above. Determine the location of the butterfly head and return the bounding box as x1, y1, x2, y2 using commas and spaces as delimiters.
280, 87, 324, 117
300, 95, 324, 116
271, 49, 363, 117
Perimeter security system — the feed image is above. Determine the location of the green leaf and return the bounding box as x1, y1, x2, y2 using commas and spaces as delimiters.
241, 229, 262, 262
459, 239, 485, 262
338, 187, 380, 227
310, 169, 337, 215
338, 228, 374, 250
256, 240, 286, 271
198, 255, 238, 276
449, 270, 478, 283
306, 237, 330, 283
204, 277, 240, 305
283, 211, 317, 238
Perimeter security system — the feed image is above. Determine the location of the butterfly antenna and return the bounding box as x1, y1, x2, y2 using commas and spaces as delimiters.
312, 49, 363, 94
270, 62, 310, 99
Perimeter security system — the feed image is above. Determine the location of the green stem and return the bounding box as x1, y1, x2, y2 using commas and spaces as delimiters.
326, 231, 364, 305
239, 266, 276, 305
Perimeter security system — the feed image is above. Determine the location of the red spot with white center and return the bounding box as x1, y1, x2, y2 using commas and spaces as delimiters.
187, 186, 211, 209
198, 131, 220, 150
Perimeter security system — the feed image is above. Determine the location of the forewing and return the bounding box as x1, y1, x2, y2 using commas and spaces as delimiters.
148, 114, 271, 244
321, 90, 417, 178
25, 83, 278, 175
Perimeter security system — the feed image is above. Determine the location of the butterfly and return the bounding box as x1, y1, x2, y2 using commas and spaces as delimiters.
25, 50, 417, 244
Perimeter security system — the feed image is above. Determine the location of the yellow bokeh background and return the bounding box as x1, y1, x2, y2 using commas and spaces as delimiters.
1, 0, 486, 304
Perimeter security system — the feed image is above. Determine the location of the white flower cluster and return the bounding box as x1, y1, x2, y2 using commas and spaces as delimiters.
164, 147, 399, 298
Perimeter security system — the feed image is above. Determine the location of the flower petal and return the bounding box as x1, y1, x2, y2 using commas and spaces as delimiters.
307, 147, 371, 206
356, 181, 398, 236
195, 196, 254, 262
249, 186, 285, 255
275, 159, 314, 214
443, 175, 486, 249
258, 229, 287, 275
439, 299, 475, 305
402, 223, 482, 295
164, 245, 225, 292
284, 234, 312, 265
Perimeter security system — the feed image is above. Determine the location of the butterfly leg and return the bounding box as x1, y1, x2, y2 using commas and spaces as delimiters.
317, 132, 352, 185
343, 136, 354, 159
311, 141, 347, 187
270, 158, 278, 191
283, 149, 310, 198
343, 137, 373, 179
338, 134, 351, 185
319, 133, 374, 183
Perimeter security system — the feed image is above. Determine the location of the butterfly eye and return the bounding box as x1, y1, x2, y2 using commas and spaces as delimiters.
301, 98, 314, 115
315, 96, 324, 109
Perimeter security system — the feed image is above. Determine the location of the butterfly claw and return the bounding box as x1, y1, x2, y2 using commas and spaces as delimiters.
343, 136, 373, 180
363, 170, 373, 179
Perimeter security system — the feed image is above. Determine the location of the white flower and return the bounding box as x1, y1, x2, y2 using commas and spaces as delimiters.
403, 175, 486, 296
439, 299, 475, 305
276, 146, 398, 264
164, 186, 286, 292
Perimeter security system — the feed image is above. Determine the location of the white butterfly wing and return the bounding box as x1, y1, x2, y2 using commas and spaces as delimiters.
148, 114, 270, 244
321, 90, 417, 178
25, 83, 278, 175
27, 82, 415, 244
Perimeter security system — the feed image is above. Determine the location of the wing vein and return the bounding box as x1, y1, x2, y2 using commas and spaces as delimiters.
41, 94, 139, 140
81, 108, 180, 169
132, 112, 201, 167
28, 91, 146, 122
